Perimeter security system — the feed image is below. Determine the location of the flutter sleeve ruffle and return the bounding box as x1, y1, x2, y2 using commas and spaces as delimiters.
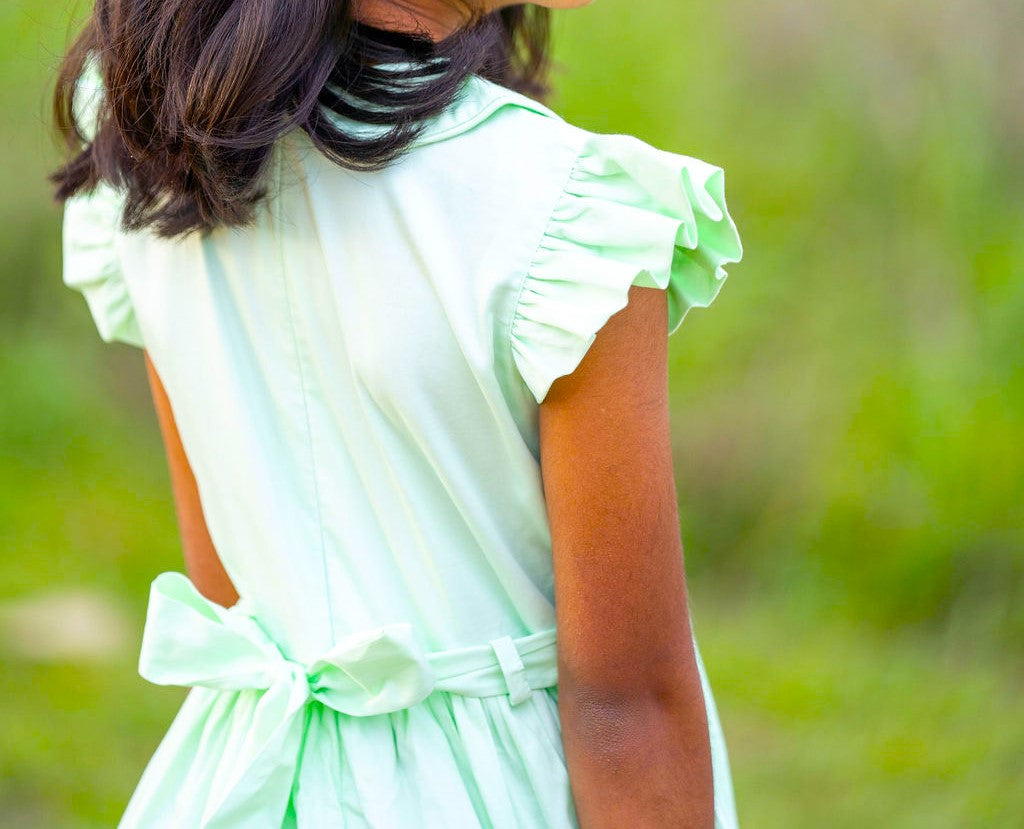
60, 53, 144, 349
509, 132, 743, 404
62, 182, 144, 348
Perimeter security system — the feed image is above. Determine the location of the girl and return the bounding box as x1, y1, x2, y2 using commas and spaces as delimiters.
52, 0, 743, 825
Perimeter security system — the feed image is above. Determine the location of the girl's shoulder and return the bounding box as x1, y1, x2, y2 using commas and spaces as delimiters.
419, 74, 741, 212
443, 79, 746, 406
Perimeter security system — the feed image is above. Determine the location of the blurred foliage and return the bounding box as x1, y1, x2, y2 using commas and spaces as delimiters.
1, 0, 1021, 826
552, 0, 1024, 646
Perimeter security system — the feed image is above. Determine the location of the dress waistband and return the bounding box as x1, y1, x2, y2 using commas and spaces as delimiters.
138, 571, 560, 715
135, 571, 560, 827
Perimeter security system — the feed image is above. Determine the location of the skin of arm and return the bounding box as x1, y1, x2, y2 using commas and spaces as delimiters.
539, 284, 714, 827
144, 351, 240, 608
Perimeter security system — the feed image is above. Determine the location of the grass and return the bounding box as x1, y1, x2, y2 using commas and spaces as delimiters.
693, 591, 1024, 827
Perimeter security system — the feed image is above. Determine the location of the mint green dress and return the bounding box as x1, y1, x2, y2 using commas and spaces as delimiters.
62, 58, 744, 828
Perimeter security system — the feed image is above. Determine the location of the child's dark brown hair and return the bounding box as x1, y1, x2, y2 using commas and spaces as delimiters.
50, 1, 552, 240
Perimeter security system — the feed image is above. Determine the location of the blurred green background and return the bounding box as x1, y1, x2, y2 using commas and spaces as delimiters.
2, 0, 1022, 825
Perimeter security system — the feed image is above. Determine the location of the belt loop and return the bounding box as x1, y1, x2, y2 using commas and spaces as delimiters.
489, 635, 532, 706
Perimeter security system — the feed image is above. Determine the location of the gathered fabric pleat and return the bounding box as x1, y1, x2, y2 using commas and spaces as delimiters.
119, 683, 576, 828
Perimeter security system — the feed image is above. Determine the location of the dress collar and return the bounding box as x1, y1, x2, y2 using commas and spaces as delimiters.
415, 74, 561, 146
319, 72, 561, 147
318, 21, 562, 147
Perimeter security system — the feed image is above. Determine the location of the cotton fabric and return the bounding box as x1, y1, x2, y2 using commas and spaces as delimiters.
62, 55, 743, 828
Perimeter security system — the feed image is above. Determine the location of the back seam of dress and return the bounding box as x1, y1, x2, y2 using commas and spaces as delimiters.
273, 143, 337, 644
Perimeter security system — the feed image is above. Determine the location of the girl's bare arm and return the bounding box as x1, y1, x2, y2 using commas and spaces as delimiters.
144, 352, 239, 608
540, 284, 714, 827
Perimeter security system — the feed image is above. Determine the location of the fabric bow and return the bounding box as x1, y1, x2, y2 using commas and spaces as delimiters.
138, 572, 439, 826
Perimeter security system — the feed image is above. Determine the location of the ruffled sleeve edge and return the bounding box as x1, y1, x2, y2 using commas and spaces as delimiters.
62, 182, 145, 349
509, 131, 743, 405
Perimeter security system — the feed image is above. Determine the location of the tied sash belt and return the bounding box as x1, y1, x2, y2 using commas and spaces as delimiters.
136, 571, 559, 828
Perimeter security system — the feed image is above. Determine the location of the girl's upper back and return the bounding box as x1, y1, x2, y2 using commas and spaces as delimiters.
62, 63, 743, 660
